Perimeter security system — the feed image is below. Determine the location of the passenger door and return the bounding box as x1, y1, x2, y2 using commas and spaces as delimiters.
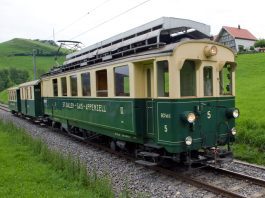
145, 66, 154, 139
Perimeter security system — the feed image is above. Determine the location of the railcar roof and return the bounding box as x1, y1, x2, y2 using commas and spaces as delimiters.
67, 17, 210, 60
19, 80, 40, 88
7, 86, 19, 91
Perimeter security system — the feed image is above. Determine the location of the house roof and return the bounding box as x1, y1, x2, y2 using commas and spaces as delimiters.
223, 26, 257, 40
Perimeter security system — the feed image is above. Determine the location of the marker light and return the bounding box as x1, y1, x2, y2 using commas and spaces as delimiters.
204, 45, 218, 57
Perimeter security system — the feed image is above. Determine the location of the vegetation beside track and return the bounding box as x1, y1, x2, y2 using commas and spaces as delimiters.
0, 120, 113, 198
233, 53, 265, 165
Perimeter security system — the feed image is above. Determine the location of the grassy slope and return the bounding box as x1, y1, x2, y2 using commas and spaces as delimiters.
0, 38, 67, 56
0, 121, 113, 197
0, 38, 66, 78
236, 53, 265, 122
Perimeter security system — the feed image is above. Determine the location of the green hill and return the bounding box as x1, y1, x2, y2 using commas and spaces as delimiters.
0, 38, 68, 78
0, 38, 67, 56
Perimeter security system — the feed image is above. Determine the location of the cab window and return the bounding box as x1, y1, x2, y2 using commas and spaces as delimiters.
157, 61, 169, 97
180, 60, 196, 97
114, 65, 130, 96
204, 66, 213, 96
219, 64, 233, 95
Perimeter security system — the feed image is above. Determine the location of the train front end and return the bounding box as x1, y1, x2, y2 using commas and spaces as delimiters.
156, 40, 239, 164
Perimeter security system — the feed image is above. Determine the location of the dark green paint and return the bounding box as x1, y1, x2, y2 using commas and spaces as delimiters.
44, 97, 236, 153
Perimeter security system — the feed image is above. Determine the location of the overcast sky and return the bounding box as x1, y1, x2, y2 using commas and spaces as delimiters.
0, 0, 264, 46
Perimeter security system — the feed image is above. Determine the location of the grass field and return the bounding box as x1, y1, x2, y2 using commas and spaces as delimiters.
0, 121, 113, 198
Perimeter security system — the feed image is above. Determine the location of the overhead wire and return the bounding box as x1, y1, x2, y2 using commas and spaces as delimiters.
47, 0, 112, 40
70, 0, 152, 40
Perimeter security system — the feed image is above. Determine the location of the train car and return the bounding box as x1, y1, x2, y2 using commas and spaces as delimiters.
7, 86, 21, 114
19, 80, 43, 118
40, 17, 239, 165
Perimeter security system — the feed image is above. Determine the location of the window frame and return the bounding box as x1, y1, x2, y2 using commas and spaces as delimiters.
70, 75, 78, 97
114, 65, 130, 97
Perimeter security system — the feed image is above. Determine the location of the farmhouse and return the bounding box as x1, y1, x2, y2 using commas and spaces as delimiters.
215, 25, 257, 52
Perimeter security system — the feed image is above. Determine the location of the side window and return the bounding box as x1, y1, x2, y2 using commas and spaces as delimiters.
25, 88, 27, 99
81, 72, 91, 96
21, 89, 23, 100
70, 75, 78, 96
96, 69, 108, 97
204, 66, 213, 96
53, 79, 58, 97
180, 60, 196, 97
219, 64, 233, 95
114, 65, 130, 96
61, 77, 67, 96
157, 61, 169, 97
28, 87, 32, 99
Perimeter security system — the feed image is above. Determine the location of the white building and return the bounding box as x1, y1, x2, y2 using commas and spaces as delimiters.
215, 25, 257, 52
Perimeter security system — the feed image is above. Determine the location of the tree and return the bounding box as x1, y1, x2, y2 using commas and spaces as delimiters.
0, 69, 11, 91
8, 68, 29, 85
254, 39, 265, 48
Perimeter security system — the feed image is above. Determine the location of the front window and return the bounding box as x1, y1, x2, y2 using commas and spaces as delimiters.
219, 63, 233, 95
204, 66, 213, 96
180, 60, 196, 97
114, 65, 130, 96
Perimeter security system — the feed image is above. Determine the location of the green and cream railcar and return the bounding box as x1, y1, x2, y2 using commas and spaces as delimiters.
41, 40, 238, 154
40, 17, 239, 163
7, 86, 21, 114
19, 80, 43, 118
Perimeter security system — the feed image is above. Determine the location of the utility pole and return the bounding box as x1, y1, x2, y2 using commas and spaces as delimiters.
33, 49, 36, 80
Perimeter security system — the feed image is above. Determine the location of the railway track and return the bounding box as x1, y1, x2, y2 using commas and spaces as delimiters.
0, 103, 9, 112
81, 138, 265, 198
1, 107, 265, 198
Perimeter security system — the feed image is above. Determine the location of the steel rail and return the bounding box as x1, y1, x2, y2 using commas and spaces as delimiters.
0, 103, 9, 112
205, 166, 265, 188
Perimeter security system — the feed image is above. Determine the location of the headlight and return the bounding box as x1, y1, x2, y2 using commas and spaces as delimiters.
204, 45, 218, 57
226, 108, 240, 119
182, 111, 196, 123
185, 136, 193, 145
232, 109, 239, 118
231, 127, 236, 135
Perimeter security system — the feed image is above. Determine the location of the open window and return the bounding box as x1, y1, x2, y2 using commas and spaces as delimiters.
180, 60, 196, 97
219, 63, 233, 95
96, 69, 108, 97
157, 60, 169, 97
114, 65, 130, 96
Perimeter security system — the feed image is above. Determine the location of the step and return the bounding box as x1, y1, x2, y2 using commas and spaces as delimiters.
135, 160, 157, 166
138, 151, 160, 158
144, 143, 162, 149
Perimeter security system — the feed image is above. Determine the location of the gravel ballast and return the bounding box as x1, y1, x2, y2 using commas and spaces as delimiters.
1, 110, 265, 197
